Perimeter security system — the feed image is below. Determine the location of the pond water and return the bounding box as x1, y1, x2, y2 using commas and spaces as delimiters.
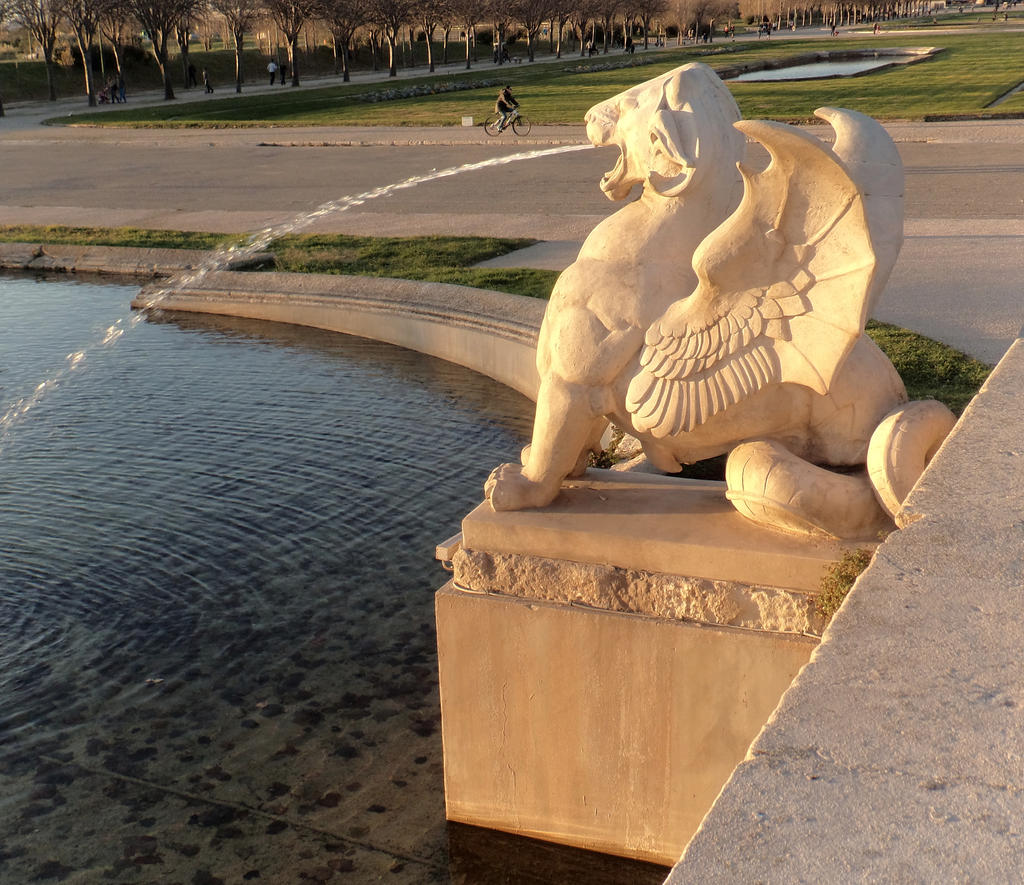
0, 275, 667, 883
729, 57, 900, 81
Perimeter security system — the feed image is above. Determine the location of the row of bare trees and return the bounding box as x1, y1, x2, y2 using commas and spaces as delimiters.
8, 0, 931, 108
4, 0, 687, 104
736, 0, 946, 27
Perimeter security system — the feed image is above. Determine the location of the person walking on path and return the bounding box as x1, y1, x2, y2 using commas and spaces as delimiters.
280, 62, 288, 84
267, 60, 278, 85
203, 70, 214, 93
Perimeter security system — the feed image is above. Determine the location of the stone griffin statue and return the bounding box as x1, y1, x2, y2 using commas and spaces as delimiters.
485, 63, 955, 539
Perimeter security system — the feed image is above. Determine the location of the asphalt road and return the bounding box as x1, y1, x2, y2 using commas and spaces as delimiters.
1, 112, 1022, 364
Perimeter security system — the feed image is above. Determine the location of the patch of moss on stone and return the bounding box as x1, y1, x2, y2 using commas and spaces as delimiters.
817, 548, 874, 622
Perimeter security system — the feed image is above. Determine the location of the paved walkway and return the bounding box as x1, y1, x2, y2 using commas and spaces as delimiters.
2, 46, 1023, 364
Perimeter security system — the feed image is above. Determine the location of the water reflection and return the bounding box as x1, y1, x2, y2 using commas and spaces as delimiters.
448, 823, 668, 884
0, 275, 666, 884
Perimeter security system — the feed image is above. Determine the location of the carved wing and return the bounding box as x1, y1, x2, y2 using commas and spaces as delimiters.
626, 116, 877, 438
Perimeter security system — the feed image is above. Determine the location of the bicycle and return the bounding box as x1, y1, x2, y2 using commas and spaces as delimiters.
484, 107, 532, 137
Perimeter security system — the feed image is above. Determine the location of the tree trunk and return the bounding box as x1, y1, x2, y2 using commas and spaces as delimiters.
425, 24, 435, 71
386, 32, 397, 76
110, 40, 125, 76
43, 46, 58, 101
177, 26, 193, 88
152, 37, 175, 100
73, 31, 97, 106
287, 35, 300, 85
234, 30, 244, 92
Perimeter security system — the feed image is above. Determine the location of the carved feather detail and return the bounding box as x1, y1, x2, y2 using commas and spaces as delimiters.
626, 115, 877, 438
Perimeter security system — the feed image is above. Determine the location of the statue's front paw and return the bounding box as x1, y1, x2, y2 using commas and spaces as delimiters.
485, 463, 556, 511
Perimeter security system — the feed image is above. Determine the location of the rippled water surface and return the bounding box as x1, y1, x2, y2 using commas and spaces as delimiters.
0, 275, 667, 883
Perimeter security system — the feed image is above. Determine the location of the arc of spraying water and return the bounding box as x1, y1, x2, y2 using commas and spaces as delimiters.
0, 143, 594, 446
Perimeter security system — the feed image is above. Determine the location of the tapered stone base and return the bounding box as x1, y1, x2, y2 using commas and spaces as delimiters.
435, 583, 815, 865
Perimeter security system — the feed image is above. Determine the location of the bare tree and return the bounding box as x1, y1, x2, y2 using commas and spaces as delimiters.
127, 0, 201, 98
449, 0, 485, 68
174, 12, 196, 87
592, 0, 618, 51
367, 0, 412, 76
567, 0, 597, 56
10, 0, 65, 101
434, 0, 454, 64
490, 5, 514, 64
65, 0, 103, 104
212, 0, 260, 90
411, 0, 439, 71
263, 0, 313, 85
677, 0, 731, 40
508, 0, 551, 61
96, 0, 135, 82
321, 0, 363, 80
549, 0, 575, 57
632, 0, 665, 45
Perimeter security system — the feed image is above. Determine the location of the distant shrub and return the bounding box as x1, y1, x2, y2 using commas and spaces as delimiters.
355, 78, 502, 103
564, 56, 655, 74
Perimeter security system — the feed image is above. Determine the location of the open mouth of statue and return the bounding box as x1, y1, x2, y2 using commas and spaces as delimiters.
600, 145, 628, 194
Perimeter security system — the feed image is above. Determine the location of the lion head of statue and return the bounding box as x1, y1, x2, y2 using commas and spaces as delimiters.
584, 63, 744, 202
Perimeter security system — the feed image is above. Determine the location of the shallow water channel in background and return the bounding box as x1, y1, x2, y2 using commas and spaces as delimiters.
729, 57, 901, 81
0, 276, 668, 884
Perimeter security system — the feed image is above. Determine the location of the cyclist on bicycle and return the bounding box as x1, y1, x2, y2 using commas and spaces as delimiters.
495, 85, 519, 131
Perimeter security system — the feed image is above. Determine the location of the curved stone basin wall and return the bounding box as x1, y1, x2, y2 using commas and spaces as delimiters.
134, 270, 546, 402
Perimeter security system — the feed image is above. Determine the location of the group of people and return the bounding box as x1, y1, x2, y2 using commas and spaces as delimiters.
97, 75, 126, 104
186, 63, 214, 93
267, 60, 290, 85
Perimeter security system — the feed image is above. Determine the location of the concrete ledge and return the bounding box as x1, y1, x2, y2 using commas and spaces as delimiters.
135, 269, 545, 400
669, 337, 1024, 880
0, 241, 271, 276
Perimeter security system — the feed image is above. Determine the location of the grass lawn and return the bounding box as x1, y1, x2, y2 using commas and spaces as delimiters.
0, 224, 991, 412
55, 28, 1024, 127
0, 224, 232, 250
865, 319, 990, 414
270, 232, 559, 300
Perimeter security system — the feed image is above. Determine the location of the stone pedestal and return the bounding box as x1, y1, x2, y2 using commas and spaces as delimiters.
436, 470, 859, 864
